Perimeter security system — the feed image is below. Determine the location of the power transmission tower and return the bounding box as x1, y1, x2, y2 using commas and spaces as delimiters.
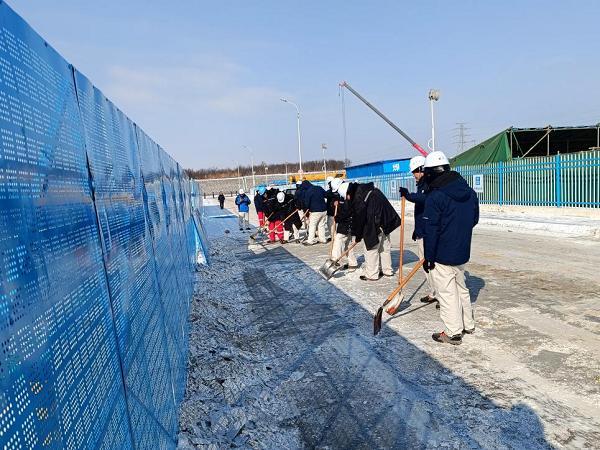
452, 122, 475, 156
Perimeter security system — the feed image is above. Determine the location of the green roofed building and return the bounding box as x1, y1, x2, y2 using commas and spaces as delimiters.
451, 124, 600, 166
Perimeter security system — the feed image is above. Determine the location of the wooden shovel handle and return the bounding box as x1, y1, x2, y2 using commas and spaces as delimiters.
329, 202, 339, 258
385, 259, 425, 304
333, 240, 358, 265
399, 197, 405, 286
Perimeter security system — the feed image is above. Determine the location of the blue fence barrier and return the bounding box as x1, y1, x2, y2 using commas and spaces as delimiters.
354, 150, 600, 209
0, 4, 204, 449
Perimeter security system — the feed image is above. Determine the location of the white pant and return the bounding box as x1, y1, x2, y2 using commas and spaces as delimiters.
416, 238, 437, 298
363, 232, 392, 279
430, 262, 475, 336
238, 212, 249, 228
332, 233, 357, 267
284, 224, 301, 241
307, 211, 327, 244
327, 215, 335, 238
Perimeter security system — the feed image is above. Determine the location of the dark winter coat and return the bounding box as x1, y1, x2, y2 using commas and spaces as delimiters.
218, 194, 225, 204
423, 171, 479, 266
303, 183, 327, 213
280, 193, 302, 230
404, 178, 428, 240
334, 197, 353, 236
262, 189, 279, 218
235, 194, 251, 212
294, 181, 309, 210
254, 193, 265, 213
325, 189, 337, 216
350, 182, 401, 251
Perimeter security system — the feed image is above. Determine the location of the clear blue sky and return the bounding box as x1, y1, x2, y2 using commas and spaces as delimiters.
10, 0, 600, 169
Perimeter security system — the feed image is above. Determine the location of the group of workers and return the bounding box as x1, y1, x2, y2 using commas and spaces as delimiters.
233, 150, 479, 345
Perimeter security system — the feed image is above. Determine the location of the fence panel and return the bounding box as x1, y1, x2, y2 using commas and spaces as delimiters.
0, 4, 203, 449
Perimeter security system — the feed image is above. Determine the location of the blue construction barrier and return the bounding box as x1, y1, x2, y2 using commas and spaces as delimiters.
0, 3, 204, 449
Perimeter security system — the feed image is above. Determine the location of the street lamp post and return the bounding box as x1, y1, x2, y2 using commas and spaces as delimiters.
280, 98, 303, 176
428, 89, 440, 151
242, 145, 256, 189
321, 143, 327, 177
264, 165, 268, 184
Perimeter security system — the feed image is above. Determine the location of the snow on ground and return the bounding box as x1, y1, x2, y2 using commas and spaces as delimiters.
178, 198, 600, 449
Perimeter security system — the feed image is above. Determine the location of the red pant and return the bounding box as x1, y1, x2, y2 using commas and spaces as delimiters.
258, 211, 265, 227
268, 220, 283, 242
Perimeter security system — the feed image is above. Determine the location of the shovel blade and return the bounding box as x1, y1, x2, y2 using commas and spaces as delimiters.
373, 307, 384, 335
318, 259, 337, 279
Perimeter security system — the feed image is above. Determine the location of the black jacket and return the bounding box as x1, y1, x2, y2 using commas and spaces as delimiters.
351, 182, 401, 251
218, 194, 225, 203
280, 193, 302, 230
404, 178, 428, 240
254, 193, 265, 213
423, 171, 479, 266
334, 197, 353, 236
325, 189, 337, 216
303, 182, 327, 212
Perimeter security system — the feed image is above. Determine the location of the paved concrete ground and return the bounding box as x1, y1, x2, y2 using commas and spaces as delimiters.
179, 198, 600, 449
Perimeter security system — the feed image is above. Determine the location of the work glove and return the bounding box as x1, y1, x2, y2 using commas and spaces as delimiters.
423, 260, 435, 273
399, 187, 409, 198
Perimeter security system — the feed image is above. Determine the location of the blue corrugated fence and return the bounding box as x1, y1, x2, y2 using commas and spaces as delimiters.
0, 4, 205, 449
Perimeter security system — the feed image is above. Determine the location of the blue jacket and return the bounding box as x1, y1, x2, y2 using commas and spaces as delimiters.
235, 194, 251, 213
423, 172, 479, 266
405, 178, 428, 240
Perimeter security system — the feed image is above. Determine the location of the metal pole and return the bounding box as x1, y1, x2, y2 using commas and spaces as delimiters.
340, 81, 428, 156
322, 143, 327, 177
280, 98, 303, 174
265, 166, 268, 183
243, 145, 256, 188
430, 98, 435, 151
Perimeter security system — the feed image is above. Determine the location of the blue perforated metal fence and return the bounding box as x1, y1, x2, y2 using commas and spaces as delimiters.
354, 150, 600, 208
0, 4, 204, 449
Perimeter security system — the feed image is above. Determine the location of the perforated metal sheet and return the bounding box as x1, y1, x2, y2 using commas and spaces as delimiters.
0, 3, 201, 449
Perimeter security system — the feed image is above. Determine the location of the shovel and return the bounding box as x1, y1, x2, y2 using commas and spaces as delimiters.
373, 259, 424, 335
328, 203, 339, 258
319, 241, 358, 280
385, 197, 406, 315
249, 212, 274, 240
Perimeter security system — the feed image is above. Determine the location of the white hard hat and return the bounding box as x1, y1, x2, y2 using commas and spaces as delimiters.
330, 178, 344, 192
337, 182, 350, 199
424, 151, 450, 168
277, 192, 285, 203
239, 188, 245, 195
409, 155, 426, 173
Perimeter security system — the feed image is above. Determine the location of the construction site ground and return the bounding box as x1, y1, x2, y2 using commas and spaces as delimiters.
177, 198, 600, 449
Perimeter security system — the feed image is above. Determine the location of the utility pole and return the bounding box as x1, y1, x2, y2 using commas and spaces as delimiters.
428, 89, 440, 151
321, 143, 327, 177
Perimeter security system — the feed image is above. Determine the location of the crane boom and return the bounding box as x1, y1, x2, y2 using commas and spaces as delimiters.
339, 81, 428, 157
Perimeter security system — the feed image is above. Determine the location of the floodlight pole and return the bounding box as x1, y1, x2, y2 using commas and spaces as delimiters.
280, 98, 303, 175
428, 89, 440, 151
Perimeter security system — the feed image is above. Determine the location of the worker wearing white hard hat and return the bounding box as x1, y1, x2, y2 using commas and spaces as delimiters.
421, 150, 478, 345
234, 188, 252, 231
330, 180, 358, 270
398, 155, 438, 307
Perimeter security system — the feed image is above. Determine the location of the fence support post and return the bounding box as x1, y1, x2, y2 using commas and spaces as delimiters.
555, 153, 562, 207
498, 161, 504, 206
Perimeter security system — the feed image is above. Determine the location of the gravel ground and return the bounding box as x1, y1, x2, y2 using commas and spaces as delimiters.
177, 200, 600, 449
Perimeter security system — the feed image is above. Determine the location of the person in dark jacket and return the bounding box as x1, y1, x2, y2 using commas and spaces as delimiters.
422, 151, 479, 346
347, 181, 401, 281
280, 191, 302, 242
218, 192, 225, 209
331, 179, 358, 269
399, 155, 438, 305
325, 176, 336, 238
299, 180, 328, 245
262, 188, 281, 242
254, 185, 267, 227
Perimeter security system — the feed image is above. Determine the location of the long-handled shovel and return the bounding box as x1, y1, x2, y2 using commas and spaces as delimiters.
328, 203, 339, 258
249, 212, 274, 240
253, 209, 299, 243
373, 259, 425, 335
385, 197, 406, 315
319, 241, 359, 280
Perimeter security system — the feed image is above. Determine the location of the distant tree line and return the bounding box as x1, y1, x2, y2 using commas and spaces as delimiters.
185, 159, 347, 179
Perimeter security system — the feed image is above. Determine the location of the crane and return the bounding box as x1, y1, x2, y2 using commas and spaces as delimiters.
339, 81, 429, 157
